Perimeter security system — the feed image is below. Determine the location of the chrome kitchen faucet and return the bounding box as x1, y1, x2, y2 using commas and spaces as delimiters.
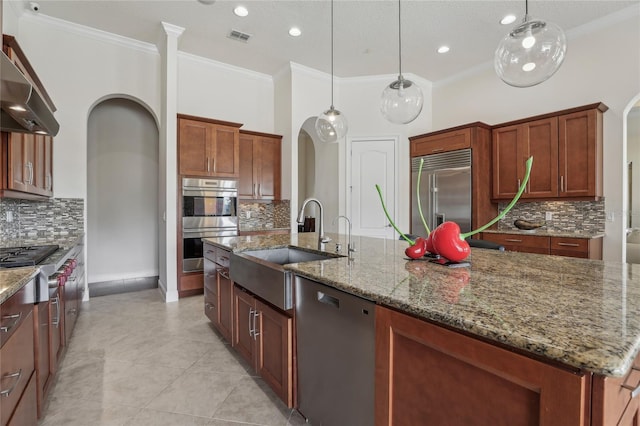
297, 198, 331, 250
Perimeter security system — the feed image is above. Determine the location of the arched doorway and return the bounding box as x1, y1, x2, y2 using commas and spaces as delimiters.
625, 96, 640, 264
87, 97, 159, 295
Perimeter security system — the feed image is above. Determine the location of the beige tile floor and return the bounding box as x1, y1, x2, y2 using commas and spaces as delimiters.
39, 289, 307, 426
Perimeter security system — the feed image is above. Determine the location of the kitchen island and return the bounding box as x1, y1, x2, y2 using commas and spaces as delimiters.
205, 232, 640, 425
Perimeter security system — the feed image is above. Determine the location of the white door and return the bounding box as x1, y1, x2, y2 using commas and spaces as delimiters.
349, 138, 397, 239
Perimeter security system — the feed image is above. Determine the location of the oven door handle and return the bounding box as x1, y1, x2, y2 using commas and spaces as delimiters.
183, 229, 237, 239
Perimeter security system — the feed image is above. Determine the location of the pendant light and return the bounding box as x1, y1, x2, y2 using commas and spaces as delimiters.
315, 0, 348, 143
380, 0, 423, 125
494, 0, 567, 87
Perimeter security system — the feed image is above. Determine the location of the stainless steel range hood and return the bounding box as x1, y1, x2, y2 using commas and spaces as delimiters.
0, 51, 59, 136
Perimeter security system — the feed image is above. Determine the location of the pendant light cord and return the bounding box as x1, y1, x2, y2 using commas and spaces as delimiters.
397, 0, 402, 78
330, 0, 335, 108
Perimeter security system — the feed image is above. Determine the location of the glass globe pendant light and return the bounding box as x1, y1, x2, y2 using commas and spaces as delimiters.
380, 0, 423, 124
494, 0, 567, 87
315, 0, 348, 143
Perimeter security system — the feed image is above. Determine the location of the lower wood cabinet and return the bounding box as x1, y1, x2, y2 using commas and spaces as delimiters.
33, 300, 51, 419
204, 244, 233, 341
232, 285, 293, 407
375, 305, 589, 426
1, 281, 37, 426
592, 355, 640, 426
481, 232, 602, 259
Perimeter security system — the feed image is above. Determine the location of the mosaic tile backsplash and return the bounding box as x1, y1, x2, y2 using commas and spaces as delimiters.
497, 200, 605, 233
238, 200, 290, 231
0, 198, 84, 242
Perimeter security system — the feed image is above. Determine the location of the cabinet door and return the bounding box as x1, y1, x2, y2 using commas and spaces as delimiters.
33, 134, 47, 194
492, 125, 520, 199
43, 136, 53, 196
49, 292, 62, 373
179, 119, 210, 176
35, 301, 50, 418
217, 269, 233, 342
375, 305, 589, 426
524, 117, 558, 198
410, 128, 471, 157
256, 136, 281, 200
8, 133, 28, 192
255, 299, 292, 407
558, 109, 600, 198
211, 126, 239, 177
203, 258, 218, 324
238, 134, 256, 198
232, 286, 256, 369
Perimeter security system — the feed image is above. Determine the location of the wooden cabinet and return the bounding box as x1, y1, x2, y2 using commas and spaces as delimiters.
592, 353, 640, 426
49, 288, 63, 374
1, 132, 53, 199
492, 103, 606, 201
178, 115, 241, 178
232, 285, 293, 407
375, 305, 589, 426
239, 130, 282, 200
492, 117, 558, 199
481, 232, 603, 259
203, 243, 234, 341
33, 301, 51, 419
410, 123, 496, 232
1, 280, 37, 426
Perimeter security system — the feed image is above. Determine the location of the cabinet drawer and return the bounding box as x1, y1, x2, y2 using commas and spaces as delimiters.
550, 237, 589, 258
216, 249, 231, 268
204, 258, 218, 294
1, 308, 35, 425
482, 233, 550, 254
410, 128, 471, 157
204, 287, 218, 324
204, 243, 217, 262
1, 279, 35, 348
7, 370, 36, 426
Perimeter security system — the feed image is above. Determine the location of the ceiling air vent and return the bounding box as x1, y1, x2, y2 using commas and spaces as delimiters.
228, 30, 251, 43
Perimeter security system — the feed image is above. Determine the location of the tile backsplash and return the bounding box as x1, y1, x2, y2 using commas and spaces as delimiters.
0, 198, 84, 242
497, 200, 605, 233
238, 200, 290, 231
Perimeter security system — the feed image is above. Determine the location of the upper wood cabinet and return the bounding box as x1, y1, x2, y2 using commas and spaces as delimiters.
239, 130, 282, 200
1, 132, 53, 199
178, 114, 241, 178
409, 126, 472, 157
492, 103, 606, 201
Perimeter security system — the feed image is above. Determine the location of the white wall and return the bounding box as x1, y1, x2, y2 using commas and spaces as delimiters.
629, 106, 640, 229
178, 53, 274, 131
87, 99, 159, 283
432, 10, 640, 261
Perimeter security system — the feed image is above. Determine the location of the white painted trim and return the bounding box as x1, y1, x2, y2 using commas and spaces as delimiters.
22, 13, 159, 55
88, 270, 160, 284
157, 277, 179, 303
161, 22, 185, 37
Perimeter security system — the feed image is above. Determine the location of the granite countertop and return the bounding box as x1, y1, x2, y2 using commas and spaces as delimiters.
0, 234, 85, 304
0, 267, 39, 304
483, 229, 605, 239
204, 232, 640, 378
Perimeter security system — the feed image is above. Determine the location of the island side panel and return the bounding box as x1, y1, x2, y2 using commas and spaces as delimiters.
375, 305, 590, 426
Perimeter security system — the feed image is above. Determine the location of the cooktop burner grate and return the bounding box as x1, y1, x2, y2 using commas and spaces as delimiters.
0, 244, 60, 267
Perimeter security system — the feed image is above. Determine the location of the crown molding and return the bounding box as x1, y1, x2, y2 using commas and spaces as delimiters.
178, 51, 272, 83
22, 13, 158, 56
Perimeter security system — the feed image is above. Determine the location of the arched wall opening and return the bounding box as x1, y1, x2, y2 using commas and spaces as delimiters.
86, 97, 160, 295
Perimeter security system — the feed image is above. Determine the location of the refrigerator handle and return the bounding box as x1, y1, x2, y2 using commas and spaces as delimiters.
435, 213, 445, 227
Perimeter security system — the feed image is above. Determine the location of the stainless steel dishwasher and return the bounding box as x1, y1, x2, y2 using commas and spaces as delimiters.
295, 276, 375, 426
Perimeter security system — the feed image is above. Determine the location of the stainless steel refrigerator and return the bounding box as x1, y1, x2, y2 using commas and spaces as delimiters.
411, 149, 472, 236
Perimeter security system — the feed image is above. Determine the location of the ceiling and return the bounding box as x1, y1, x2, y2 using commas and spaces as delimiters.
18, 0, 639, 81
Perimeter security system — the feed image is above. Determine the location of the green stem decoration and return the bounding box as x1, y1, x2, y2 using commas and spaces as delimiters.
375, 184, 414, 245
460, 156, 533, 239
416, 158, 431, 236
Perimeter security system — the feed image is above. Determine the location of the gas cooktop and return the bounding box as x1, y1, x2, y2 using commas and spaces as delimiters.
0, 245, 60, 268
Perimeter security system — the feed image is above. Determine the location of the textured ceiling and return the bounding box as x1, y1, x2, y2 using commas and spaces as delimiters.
18, 0, 640, 81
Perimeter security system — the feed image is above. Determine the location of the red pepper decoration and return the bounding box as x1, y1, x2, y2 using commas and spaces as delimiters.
405, 237, 427, 259
429, 222, 471, 262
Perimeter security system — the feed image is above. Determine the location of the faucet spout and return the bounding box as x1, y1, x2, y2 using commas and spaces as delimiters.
297, 198, 330, 250
333, 215, 356, 260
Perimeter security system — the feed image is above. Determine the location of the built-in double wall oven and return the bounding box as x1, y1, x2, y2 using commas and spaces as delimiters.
182, 178, 238, 273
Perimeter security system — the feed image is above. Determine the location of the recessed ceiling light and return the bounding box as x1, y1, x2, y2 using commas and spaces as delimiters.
288, 27, 302, 37
233, 5, 248, 17
437, 46, 450, 54
500, 14, 517, 25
